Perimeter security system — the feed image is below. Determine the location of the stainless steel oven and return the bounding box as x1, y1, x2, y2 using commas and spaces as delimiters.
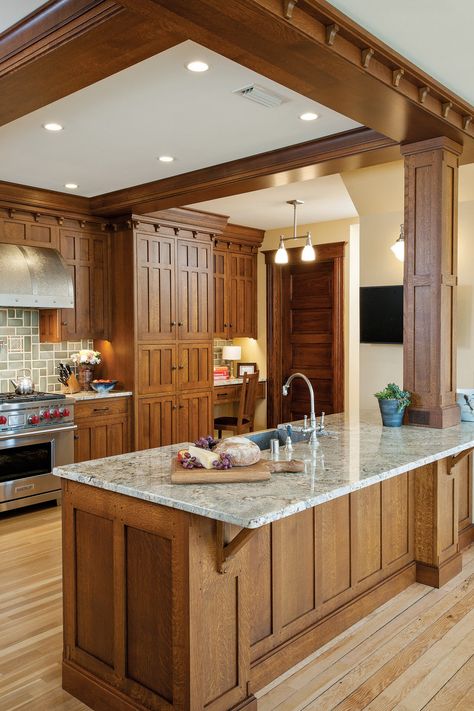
0, 394, 75, 512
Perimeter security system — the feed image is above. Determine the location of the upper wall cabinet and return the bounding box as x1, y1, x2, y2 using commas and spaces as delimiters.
60, 228, 110, 341
0, 208, 59, 248
213, 224, 264, 340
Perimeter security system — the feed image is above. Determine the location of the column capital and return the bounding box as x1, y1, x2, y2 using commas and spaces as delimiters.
401, 136, 463, 157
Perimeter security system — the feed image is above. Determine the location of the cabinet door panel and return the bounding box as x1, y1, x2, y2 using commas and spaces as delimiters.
106, 419, 129, 457
137, 395, 176, 450
178, 390, 213, 442
138, 344, 176, 395
136, 233, 176, 342
0, 215, 59, 248
177, 240, 212, 340
455, 454, 472, 532
213, 251, 228, 338
178, 342, 212, 391
228, 252, 256, 338
75, 424, 93, 463
60, 230, 109, 340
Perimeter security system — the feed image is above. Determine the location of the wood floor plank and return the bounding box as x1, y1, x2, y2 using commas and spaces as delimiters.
421, 655, 474, 711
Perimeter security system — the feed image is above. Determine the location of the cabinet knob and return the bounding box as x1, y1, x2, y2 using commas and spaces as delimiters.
61, 321, 68, 326
228, 323, 232, 328
178, 365, 184, 370
179, 404, 184, 409
171, 365, 178, 371
178, 321, 184, 327
74, 434, 79, 440
171, 321, 176, 326
172, 405, 178, 410
223, 323, 228, 327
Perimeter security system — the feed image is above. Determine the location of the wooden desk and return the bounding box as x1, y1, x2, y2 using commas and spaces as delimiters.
213, 380, 266, 404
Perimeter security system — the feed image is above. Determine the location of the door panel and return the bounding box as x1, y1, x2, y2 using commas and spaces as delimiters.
213, 251, 228, 338
137, 395, 176, 450
282, 259, 341, 420
138, 344, 177, 395
136, 233, 176, 342
178, 390, 213, 442
178, 342, 212, 390
177, 240, 212, 340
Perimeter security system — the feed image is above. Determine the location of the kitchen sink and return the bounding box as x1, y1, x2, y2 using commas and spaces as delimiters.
247, 427, 322, 451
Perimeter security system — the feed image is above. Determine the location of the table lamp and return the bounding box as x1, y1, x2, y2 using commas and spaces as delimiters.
222, 345, 241, 379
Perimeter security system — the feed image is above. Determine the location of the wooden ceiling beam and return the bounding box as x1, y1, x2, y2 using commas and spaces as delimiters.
118, 0, 474, 161
0, 0, 184, 127
90, 127, 399, 216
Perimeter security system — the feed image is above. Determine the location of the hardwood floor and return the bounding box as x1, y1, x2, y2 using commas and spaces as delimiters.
1, 504, 473, 711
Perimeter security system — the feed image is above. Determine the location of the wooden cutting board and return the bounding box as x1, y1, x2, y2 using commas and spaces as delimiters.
171, 458, 304, 484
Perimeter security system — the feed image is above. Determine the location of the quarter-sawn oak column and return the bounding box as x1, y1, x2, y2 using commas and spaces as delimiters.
401, 137, 462, 428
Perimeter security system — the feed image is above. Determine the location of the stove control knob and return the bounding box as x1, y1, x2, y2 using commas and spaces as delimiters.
0, 415, 7, 425
40, 409, 51, 420
50, 408, 60, 419
60, 408, 70, 418
28, 415, 40, 425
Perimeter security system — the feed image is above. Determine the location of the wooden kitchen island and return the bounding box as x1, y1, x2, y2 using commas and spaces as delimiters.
54, 413, 474, 711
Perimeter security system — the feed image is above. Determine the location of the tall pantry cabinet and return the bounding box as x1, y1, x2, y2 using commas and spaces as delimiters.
99, 208, 228, 450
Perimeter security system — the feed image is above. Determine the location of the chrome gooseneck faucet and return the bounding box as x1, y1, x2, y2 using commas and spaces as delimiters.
282, 372, 317, 445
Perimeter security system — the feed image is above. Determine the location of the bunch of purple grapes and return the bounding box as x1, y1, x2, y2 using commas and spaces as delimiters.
212, 453, 232, 470
194, 435, 218, 450
180, 452, 203, 469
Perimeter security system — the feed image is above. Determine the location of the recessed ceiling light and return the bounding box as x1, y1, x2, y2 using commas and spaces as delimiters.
43, 122, 63, 131
299, 112, 319, 121
158, 155, 175, 163
186, 60, 209, 73
64, 183, 78, 190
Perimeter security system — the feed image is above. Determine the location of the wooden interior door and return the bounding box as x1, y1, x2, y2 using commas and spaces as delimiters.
266, 243, 344, 426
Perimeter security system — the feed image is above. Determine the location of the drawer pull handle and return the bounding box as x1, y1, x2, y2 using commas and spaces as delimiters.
93, 407, 110, 413
216, 393, 228, 398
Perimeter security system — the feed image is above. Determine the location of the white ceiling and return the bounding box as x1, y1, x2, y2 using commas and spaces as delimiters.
0, 1, 46, 34
329, 0, 474, 106
0, 40, 360, 196
190, 174, 357, 230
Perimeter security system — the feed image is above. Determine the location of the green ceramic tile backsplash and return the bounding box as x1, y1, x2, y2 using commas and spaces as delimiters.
0, 308, 93, 393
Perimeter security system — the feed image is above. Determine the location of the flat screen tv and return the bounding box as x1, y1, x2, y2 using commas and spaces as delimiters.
360, 285, 403, 344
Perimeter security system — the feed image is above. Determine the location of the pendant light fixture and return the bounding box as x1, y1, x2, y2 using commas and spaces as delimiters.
274, 199, 316, 264
391, 223, 405, 262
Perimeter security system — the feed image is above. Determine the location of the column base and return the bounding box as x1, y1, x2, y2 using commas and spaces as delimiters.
416, 552, 462, 588
406, 404, 460, 429
459, 524, 474, 550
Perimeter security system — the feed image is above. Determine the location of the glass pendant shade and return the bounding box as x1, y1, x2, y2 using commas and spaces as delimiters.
301, 233, 316, 262
275, 237, 289, 264
391, 224, 405, 262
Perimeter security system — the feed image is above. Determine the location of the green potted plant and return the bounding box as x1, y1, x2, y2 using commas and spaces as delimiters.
374, 383, 411, 427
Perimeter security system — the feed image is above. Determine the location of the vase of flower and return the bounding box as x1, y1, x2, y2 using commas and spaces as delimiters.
71, 350, 102, 391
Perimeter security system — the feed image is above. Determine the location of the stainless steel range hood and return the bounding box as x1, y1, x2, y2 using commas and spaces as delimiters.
0, 244, 74, 309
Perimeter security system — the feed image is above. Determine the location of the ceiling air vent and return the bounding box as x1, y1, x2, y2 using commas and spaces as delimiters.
233, 83, 287, 108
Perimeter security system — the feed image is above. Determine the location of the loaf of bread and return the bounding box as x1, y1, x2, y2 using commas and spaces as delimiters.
213, 436, 261, 466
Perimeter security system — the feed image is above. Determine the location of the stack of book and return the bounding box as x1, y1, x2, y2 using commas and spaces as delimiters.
214, 366, 230, 381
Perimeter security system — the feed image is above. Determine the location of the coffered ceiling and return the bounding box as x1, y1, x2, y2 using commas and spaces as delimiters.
0, 40, 360, 196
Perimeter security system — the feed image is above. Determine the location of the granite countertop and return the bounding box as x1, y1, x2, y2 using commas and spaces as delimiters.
66, 390, 133, 401
214, 377, 266, 387
54, 412, 474, 529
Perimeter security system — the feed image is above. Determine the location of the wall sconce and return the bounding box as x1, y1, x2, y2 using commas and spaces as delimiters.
391, 224, 405, 262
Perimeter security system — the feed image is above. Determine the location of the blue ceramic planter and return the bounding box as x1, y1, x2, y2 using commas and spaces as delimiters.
378, 399, 405, 427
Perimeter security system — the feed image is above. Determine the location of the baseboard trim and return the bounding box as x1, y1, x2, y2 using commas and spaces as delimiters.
459, 524, 474, 550
416, 553, 462, 588
63, 662, 158, 711
249, 562, 416, 693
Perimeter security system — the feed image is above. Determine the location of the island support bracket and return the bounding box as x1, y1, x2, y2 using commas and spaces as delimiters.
216, 521, 258, 573
447, 447, 474, 475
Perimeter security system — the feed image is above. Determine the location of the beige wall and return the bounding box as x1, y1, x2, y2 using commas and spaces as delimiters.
235, 217, 359, 428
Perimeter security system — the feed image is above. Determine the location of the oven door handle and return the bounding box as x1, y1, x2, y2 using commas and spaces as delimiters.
0, 424, 77, 441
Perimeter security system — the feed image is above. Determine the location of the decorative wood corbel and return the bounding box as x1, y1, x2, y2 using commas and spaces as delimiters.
442, 101, 453, 118
418, 86, 430, 103
463, 115, 473, 131
173, 227, 180, 236
392, 68, 404, 87
216, 521, 258, 573
57, 216, 64, 226
283, 0, 299, 20
192, 230, 198, 239
153, 223, 161, 232
34, 212, 41, 222
7, 208, 15, 219
325, 23, 339, 46
447, 447, 474, 476
361, 47, 374, 69
79, 220, 86, 229
132, 219, 140, 230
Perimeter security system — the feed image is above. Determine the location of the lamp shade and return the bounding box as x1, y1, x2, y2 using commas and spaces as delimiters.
222, 346, 241, 361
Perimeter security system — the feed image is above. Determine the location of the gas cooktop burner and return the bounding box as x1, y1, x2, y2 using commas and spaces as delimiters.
0, 392, 66, 404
